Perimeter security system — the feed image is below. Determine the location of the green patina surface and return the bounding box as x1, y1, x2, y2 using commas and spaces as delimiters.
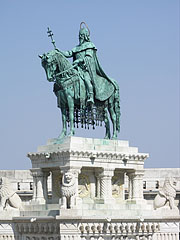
40, 23, 120, 140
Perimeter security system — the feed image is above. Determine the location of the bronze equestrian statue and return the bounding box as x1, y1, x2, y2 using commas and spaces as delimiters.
40, 23, 120, 140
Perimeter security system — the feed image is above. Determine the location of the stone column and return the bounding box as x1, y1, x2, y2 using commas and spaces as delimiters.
127, 172, 133, 200
127, 171, 144, 201
43, 170, 50, 202
51, 169, 61, 204
30, 168, 45, 204
96, 176, 101, 198
95, 170, 101, 198
31, 170, 37, 202
132, 171, 144, 200
100, 168, 115, 203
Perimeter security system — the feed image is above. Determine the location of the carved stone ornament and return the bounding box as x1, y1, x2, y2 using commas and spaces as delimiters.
112, 176, 123, 198
0, 177, 23, 210
78, 174, 90, 198
61, 171, 76, 208
153, 177, 177, 210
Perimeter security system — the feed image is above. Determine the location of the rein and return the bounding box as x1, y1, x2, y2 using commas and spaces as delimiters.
50, 62, 79, 89
47, 52, 80, 89
56, 63, 77, 77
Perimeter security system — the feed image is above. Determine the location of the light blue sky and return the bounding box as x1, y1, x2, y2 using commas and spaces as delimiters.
0, 1, 179, 169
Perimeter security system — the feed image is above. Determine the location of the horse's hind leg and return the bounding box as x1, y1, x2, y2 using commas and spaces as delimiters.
104, 107, 111, 139
67, 96, 75, 136
58, 107, 67, 139
108, 104, 117, 140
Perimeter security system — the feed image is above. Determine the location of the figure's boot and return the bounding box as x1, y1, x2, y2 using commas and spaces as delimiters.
87, 93, 94, 104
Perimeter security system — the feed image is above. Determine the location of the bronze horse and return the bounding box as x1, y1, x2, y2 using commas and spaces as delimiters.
40, 49, 120, 139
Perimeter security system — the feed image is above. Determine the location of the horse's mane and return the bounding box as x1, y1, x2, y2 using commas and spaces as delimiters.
49, 50, 72, 72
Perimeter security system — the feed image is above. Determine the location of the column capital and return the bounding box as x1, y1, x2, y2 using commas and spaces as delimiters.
30, 168, 44, 178
60, 167, 81, 176
132, 170, 145, 180
43, 170, 51, 178
127, 170, 144, 178
100, 168, 115, 178
95, 168, 102, 177
134, 170, 144, 175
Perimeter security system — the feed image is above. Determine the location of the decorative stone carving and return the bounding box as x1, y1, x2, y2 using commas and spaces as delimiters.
153, 177, 177, 210
0, 177, 23, 210
112, 175, 124, 199
78, 174, 90, 198
61, 171, 76, 209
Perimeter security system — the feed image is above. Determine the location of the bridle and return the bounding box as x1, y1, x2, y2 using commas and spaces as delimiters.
45, 54, 79, 88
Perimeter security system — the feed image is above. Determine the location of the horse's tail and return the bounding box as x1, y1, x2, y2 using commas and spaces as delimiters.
114, 90, 121, 132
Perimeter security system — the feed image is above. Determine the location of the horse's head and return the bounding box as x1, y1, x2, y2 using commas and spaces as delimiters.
40, 50, 60, 82
40, 49, 77, 84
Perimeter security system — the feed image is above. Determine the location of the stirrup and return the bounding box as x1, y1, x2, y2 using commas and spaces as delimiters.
87, 97, 94, 104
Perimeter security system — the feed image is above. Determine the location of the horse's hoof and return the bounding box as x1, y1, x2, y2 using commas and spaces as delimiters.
104, 135, 110, 139
68, 131, 75, 136
111, 136, 117, 140
58, 132, 67, 139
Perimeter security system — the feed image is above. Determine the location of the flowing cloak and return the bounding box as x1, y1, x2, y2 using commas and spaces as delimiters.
71, 42, 119, 102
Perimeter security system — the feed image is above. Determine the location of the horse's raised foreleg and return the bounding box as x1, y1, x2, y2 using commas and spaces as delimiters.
104, 107, 111, 139
58, 107, 67, 139
67, 96, 75, 136
108, 104, 117, 140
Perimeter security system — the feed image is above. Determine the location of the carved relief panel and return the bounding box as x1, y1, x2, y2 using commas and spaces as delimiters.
112, 172, 124, 200
78, 174, 90, 198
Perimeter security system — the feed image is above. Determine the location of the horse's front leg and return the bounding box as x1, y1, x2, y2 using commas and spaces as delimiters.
58, 107, 67, 139
67, 96, 75, 136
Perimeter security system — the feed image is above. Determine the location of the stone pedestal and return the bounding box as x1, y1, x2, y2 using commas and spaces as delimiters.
26, 136, 150, 214
25, 137, 180, 219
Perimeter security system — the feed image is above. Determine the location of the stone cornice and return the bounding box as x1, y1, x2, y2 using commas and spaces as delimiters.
27, 150, 149, 162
